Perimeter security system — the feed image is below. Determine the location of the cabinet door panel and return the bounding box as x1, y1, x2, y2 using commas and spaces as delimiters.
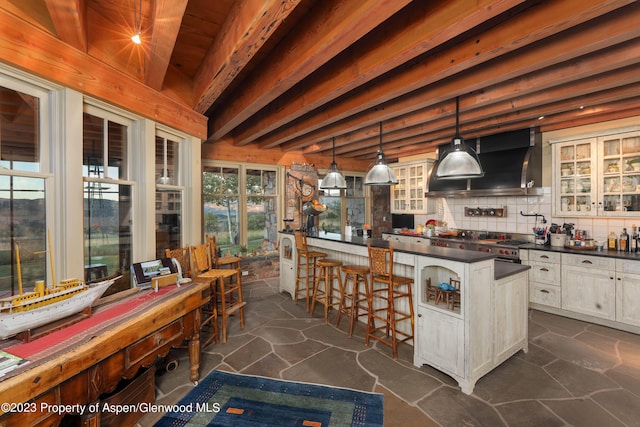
562, 266, 615, 319
616, 274, 640, 327
417, 308, 464, 376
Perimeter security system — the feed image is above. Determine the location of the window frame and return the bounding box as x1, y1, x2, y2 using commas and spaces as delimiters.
203, 160, 283, 257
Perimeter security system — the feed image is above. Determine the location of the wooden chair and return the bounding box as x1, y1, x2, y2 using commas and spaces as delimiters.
191, 243, 246, 345
206, 234, 242, 285
425, 277, 438, 303
293, 231, 327, 311
165, 246, 192, 283
435, 277, 461, 311
367, 242, 414, 360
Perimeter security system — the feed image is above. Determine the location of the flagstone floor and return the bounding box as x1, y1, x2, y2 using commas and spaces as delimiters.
139, 277, 640, 426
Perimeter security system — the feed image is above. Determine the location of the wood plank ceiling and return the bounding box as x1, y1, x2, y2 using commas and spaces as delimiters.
1, 0, 639, 164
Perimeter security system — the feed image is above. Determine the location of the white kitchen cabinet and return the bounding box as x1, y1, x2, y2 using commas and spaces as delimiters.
551, 128, 640, 217
278, 233, 296, 299
615, 259, 640, 327
382, 232, 430, 245
390, 159, 435, 214
561, 253, 616, 320
525, 250, 562, 308
494, 271, 528, 363
414, 257, 528, 395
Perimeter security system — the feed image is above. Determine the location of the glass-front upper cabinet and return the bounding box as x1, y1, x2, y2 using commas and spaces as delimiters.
555, 138, 596, 216
391, 160, 435, 214
552, 129, 640, 217
391, 165, 407, 212
599, 132, 640, 215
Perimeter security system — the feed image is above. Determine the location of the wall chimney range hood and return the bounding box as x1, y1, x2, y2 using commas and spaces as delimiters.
426, 128, 542, 197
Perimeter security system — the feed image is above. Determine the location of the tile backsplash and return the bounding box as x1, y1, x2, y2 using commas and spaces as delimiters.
414, 187, 640, 244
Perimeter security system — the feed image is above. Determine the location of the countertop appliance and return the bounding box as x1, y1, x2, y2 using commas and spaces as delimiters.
428, 230, 533, 262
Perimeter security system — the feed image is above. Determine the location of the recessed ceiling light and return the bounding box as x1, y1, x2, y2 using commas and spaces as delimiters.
131, 33, 141, 44
537, 116, 545, 120
579, 105, 585, 110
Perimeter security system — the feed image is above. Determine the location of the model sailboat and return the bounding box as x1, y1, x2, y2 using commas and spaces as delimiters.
0, 232, 117, 339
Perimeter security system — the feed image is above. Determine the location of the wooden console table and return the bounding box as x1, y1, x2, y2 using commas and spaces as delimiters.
0, 281, 210, 426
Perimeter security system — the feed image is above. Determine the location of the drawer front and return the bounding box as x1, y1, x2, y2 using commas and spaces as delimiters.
528, 261, 561, 285
528, 250, 561, 264
562, 253, 615, 270
529, 282, 561, 307
616, 259, 640, 275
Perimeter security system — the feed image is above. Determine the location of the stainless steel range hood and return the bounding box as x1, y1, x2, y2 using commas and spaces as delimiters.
426, 128, 542, 197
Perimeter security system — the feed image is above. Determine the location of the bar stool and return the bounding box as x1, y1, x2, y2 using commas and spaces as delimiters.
366, 242, 414, 360
294, 232, 327, 311
310, 258, 343, 323
336, 264, 371, 338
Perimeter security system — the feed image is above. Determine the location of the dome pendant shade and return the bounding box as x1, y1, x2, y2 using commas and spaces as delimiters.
364, 123, 398, 186
435, 97, 483, 180
436, 137, 484, 179
320, 138, 347, 189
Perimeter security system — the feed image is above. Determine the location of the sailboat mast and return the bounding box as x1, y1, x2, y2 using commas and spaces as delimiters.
15, 243, 23, 295
48, 229, 56, 287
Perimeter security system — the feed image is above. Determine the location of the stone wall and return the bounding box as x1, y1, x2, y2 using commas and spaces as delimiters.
240, 253, 280, 282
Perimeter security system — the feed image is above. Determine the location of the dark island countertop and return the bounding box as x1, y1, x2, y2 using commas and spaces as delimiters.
280, 232, 530, 279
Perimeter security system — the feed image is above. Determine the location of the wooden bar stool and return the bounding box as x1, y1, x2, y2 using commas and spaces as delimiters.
310, 258, 343, 323
336, 264, 371, 338
191, 243, 246, 344
367, 242, 414, 360
294, 232, 327, 311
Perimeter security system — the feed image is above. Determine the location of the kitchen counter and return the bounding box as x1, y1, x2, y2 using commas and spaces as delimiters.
521, 243, 640, 260
297, 232, 529, 279
302, 232, 496, 263
278, 231, 529, 394
494, 260, 530, 280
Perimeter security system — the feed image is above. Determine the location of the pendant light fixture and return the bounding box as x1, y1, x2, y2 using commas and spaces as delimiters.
320, 137, 347, 189
364, 122, 398, 186
435, 96, 484, 179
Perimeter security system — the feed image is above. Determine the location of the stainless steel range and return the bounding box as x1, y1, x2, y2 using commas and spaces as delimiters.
429, 231, 533, 262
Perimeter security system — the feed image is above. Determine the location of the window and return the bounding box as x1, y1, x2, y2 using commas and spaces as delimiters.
246, 168, 278, 252
155, 131, 184, 257
319, 174, 366, 233
83, 108, 133, 281
0, 81, 48, 296
203, 163, 280, 256
203, 165, 239, 254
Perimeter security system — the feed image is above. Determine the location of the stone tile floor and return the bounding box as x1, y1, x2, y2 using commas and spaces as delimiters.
139, 277, 640, 426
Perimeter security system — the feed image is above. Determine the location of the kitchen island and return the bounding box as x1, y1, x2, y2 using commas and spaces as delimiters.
278, 232, 529, 394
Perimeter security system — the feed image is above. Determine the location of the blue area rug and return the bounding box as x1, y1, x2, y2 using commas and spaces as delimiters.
154, 370, 384, 426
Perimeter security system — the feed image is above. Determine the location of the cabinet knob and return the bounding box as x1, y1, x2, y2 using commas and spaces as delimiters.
541, 255, 549, 259
540, 268, 549, 272
418, 313, 422, 318
540, 289, 550, 294
582, 260, 593, 264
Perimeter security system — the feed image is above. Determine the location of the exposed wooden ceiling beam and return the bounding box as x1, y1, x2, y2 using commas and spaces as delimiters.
249, 0, 635, 151
301, 41, 640, 156
274, 3, 640, 157
231, 0, 529, 147
43, 0, 87, 51
144, 0, 188, 90
207, 0, 413, 141
192, 0, 303, 114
